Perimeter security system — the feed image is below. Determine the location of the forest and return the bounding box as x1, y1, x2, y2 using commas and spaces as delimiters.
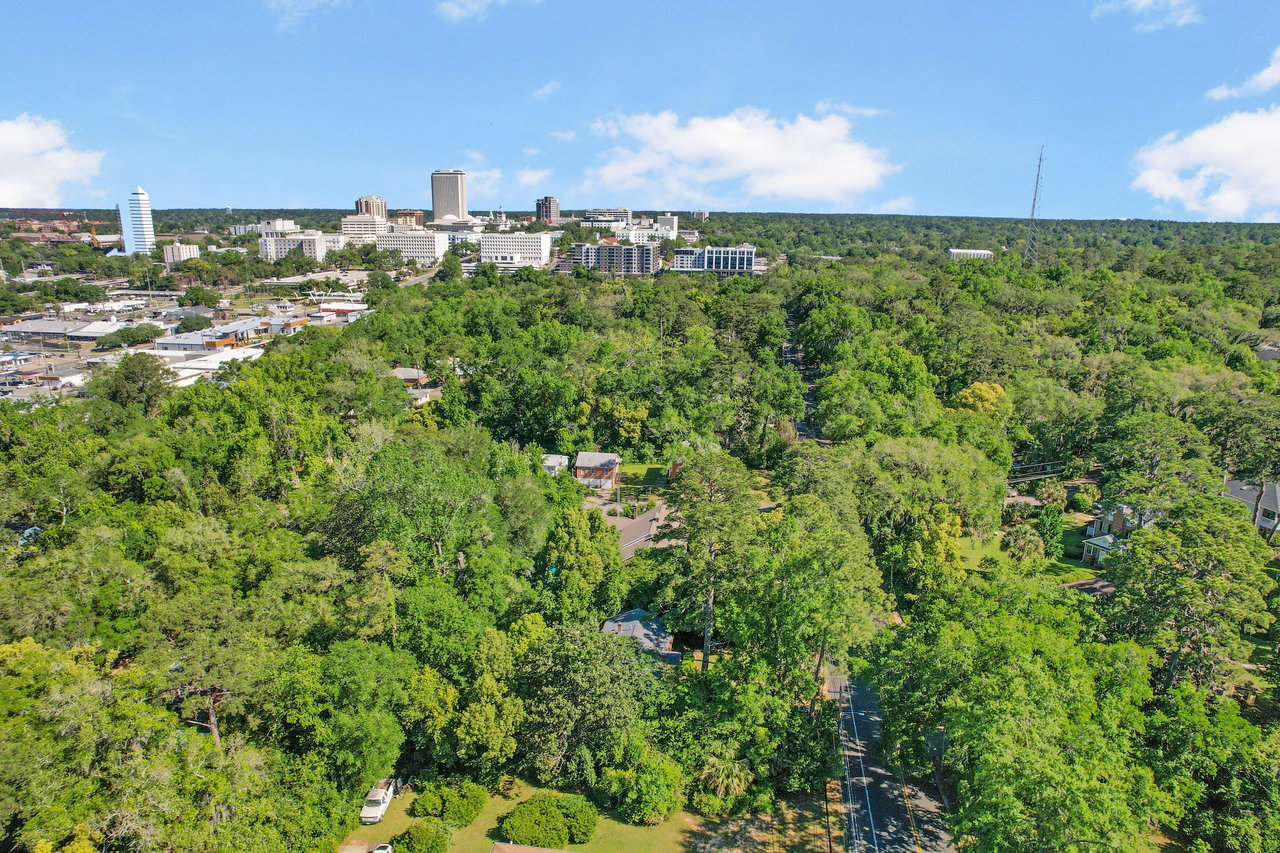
2, 213, 1280, 852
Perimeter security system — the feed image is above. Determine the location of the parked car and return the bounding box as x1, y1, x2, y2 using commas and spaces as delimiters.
359, 780, 396, 824
373, 845, 393, 853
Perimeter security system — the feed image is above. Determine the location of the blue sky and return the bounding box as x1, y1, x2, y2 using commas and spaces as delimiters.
2, 0, 1279, 220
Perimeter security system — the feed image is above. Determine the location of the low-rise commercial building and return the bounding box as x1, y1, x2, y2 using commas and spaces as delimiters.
581, 208, 632, 228
341, 214, 390, 243
671, 244, 756, 276
479, 232, 552, 268
374, 229, 452, 265
258, 230, 348, 262
947, 248, 995, 261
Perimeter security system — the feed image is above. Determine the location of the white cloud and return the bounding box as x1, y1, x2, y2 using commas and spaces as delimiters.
1207, 45, 1280, 99
1093, 0, 1201, 30
436, 0, 545, 21
463, 149, 487, 164
1133, 105, 1280, 220
264, 0, 347, 28
877, 196, 915, 214
517, 168, 551, 187
815, 100, 883, 119
581, 107, 898, 208
0, 114, 103, 207
532, 80, 561, 101
523, 147, 541, 157
549, 129, 577, 142
468, 168, 503, 197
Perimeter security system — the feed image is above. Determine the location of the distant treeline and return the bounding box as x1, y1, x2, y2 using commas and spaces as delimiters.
5, 208, 1278, 254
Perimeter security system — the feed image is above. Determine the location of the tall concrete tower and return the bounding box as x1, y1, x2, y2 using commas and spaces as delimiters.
431, 170, 469, 222
125, 186, 156, 256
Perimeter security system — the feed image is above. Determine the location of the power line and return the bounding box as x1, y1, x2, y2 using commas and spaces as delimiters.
1023, 146, 1044, 264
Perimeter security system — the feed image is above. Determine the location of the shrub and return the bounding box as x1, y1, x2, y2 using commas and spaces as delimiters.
408, 780, 486, 828
601, 749, 684, 825
502, 794, 569, 848
1070, 483, 1100, 512
557, 793, 598, 843
440, 781, 487, 827
408, 787, 443, 818
392, 818, 450, 853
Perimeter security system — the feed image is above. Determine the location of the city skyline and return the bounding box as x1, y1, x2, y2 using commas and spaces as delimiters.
2, 1, 1280, 221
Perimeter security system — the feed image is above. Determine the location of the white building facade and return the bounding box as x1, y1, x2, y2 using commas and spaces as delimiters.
478, 232, 552, 268
374, 229, 452, 265
431, 170, 469, 222
125, 186, 156, 256
258, 230, 348, 262
341, 213, 390, 243
671, 244, 756, 275
162, 243, 201, 268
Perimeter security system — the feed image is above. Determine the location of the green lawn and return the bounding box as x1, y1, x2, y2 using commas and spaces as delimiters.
959, 534, 1004, 571
620, 463, 666, 488
339, 792, 417, 850
451, 778, 691, 853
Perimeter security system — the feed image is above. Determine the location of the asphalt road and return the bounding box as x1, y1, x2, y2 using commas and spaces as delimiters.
839, 682, 953, 853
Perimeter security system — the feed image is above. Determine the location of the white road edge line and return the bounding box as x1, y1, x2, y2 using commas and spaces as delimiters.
848, 685, 881, 853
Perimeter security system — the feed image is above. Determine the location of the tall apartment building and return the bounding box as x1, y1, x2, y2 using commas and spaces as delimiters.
535, 196, 560, 223
374, 229, 451, 265
341, 213, 390, 243
655, 213, 679, 231
692, 210, 710, 222
125, 186, 156, 255
479, 232, 553, 268
581, 208, 632, 228
570, 241, 659, 275
431, 170, 469, 222
355, 195, 388, 218
393, 209, 425, 226
671, 244, 756, 276
162, 243, 201, 269
227, 223, 259, 236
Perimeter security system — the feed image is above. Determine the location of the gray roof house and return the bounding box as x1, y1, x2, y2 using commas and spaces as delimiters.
602, 608, 681, 664
1224, 479, 1280, 536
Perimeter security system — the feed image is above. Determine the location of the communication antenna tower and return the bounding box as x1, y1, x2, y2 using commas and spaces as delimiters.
1022, 146, 1044, 264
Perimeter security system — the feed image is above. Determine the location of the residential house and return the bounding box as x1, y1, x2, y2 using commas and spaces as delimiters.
1081, 533, 1122, 566
541, 454, 569, 477
573, 451, 621, 489
1085, 505, 1134, 538
1223, 479, 1280, 537
602, 609, 681, 664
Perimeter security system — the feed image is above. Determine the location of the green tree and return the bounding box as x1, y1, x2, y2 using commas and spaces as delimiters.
661, 452, 756, 670
89, 352, 175, 412
1104, 495, 1275, 692
176, 314, 213, 333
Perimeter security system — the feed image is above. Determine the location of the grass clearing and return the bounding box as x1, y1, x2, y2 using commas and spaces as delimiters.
959, 534, 1004, 571
451, 778, 691, 853
449, 776, 836, 853
338, 791, 417, 851
620, 462, 667, 488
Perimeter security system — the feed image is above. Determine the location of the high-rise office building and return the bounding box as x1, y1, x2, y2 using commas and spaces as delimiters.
431, 170, 469, 222
125, 186, 156, 255
535, 196, 560, 223
355, 195, 388, 218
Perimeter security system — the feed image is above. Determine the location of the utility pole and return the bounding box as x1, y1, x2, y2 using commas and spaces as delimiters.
1023, 146, 1044, 265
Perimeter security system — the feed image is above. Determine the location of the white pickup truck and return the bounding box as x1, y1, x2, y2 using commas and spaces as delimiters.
359, 779, 397, 825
